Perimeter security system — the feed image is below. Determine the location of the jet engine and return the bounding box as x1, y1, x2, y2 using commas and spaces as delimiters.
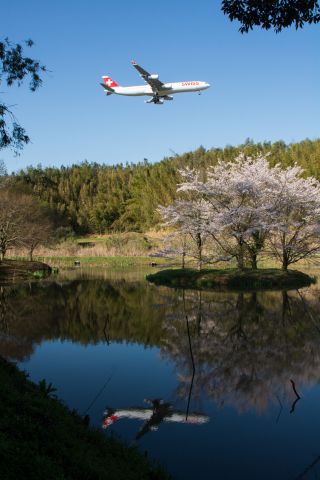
145, 97, 164, 104
148, 74, 159, 80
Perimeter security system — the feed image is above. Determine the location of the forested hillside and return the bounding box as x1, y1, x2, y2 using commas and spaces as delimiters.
10, 138, 320, 233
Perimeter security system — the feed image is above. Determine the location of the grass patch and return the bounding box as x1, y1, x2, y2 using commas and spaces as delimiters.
30, 256, 166, 269
9, 232, 164, 260
0, 356, 169, 480
146, 268, 315, 291
104, 232, 153, 251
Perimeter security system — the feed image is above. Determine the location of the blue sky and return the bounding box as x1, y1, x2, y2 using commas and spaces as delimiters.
2, 0, 319, 172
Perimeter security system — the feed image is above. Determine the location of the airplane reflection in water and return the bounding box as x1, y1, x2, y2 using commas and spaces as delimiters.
102, 399, 209, 441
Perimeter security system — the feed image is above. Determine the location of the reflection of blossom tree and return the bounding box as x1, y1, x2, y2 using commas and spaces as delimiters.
3, 276, 320, 417
161, 287, 320, 414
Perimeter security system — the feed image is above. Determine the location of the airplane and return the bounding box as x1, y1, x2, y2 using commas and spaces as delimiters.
100, 61, 210, 104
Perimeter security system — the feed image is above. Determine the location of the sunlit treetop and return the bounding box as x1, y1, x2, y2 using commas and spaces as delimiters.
221, 0, 320, 33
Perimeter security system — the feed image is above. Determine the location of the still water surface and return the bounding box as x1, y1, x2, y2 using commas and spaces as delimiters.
2, 267, 320, 479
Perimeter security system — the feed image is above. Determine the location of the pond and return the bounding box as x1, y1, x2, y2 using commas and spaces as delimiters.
1, 267, 320, 479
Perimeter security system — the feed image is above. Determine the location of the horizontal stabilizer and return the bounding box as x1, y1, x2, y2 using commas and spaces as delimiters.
100, 83, 115, 93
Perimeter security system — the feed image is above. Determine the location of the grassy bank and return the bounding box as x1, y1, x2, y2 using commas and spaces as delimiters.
9, 232, 165, 260
5, 231, 172, 270
3, 256, 170, 272
30, 255, 168, 269
0, 356, 169, 480
146, 268, 315, 291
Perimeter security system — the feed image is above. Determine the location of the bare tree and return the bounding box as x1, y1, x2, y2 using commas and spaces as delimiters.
20, 197, 55, 261
0, 189, 54, 261
0, 190, 25, 260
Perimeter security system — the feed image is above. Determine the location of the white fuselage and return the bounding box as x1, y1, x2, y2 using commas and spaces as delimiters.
110, 81, 210, 97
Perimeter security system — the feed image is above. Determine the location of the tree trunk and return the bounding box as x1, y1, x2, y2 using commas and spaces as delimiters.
282, 249, 289, 271
182, 251, 185, 269
249, 231, 264, 270
237, 240, 245, 270
250, 253, 258, 270
282, 233, 288, 271
196, 233, 202, 271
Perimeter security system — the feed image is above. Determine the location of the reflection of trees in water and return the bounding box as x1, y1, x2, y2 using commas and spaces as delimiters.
161, 287, 320, 414
0, 283, 57, 360
0, 279, 169, 361
2, 277, 320, 415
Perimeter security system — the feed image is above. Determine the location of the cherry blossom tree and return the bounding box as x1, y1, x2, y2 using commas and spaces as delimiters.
155, 233, 190, 269
268, 164, 320, 270
158, 198, 211, 270
160, 153, 320, 271
178, 154, 277, 269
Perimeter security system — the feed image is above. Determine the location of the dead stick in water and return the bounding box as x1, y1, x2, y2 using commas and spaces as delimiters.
290, 379, 301, 399
290, 379, 301, 414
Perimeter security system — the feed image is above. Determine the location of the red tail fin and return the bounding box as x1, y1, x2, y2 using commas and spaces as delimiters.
102, 76, 119, 88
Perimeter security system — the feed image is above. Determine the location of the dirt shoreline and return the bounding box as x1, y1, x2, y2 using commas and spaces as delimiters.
0, 259, 52, 283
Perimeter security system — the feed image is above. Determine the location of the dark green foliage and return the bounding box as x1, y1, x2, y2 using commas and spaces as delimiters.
10, 138, 320, 234
221, 1, 320, 33
0, 356, 170, 480
147, 268, 315, 290
38, 378, 57, 397
0, 38, 46, 152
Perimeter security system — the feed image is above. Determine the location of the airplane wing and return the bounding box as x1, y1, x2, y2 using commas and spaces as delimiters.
131, 60, 168, 92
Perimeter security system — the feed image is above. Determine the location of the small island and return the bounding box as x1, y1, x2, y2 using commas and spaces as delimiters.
146, 268, 315, 291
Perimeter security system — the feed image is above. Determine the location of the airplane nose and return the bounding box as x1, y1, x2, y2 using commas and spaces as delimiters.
205, 82, 210, 89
